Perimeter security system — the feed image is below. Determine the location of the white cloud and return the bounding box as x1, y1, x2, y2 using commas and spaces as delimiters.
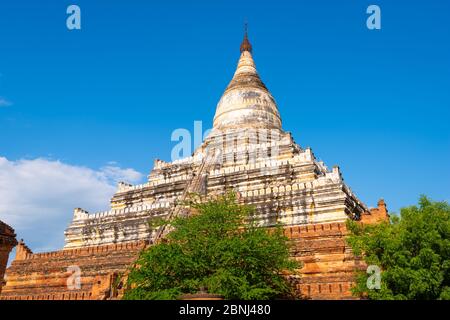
0, 157, 144, 253
0, 97, 12, 107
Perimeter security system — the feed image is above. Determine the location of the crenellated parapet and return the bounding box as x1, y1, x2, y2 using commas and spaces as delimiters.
0, 240, 148, 300
63, 123, 369, 251
63, 126, 368, 251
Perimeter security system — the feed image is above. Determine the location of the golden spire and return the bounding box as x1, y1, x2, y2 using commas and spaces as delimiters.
240, 22, 252, 53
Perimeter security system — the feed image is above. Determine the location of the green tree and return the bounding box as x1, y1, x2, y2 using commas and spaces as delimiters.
347, 196, 450, 300
123, 193, 299, 300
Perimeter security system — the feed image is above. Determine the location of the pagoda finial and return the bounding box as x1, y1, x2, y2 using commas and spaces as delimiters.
240, 21, 252, 53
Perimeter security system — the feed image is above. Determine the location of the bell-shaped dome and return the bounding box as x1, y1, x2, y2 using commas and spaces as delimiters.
213, 32, 282, 130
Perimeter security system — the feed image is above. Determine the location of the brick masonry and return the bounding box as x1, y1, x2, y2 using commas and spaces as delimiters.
0, 34, 389, 300
0, 240, 147, 300
0, 201, 387, 300
0, 220, 18, 294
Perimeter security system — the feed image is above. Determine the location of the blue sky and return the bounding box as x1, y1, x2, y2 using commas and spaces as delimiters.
0, 0, 449, 251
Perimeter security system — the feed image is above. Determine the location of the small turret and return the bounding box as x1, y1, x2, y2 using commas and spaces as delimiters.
15, 239, 33, 261
73, 208, 89, 221
117, 181, 133, 193
361, 199, 390, 224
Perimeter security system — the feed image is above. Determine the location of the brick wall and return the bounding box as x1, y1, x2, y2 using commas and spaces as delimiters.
361, 199, 389, 224
0, 240, 147, 300
0, 221, 18, 294
0, 223, 360, 300
284, 221, 364, 299
0, 200, 388, 300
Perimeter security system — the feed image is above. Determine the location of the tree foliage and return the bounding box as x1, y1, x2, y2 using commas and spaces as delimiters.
123, 193, 299, 300
347, 196, 450, 300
